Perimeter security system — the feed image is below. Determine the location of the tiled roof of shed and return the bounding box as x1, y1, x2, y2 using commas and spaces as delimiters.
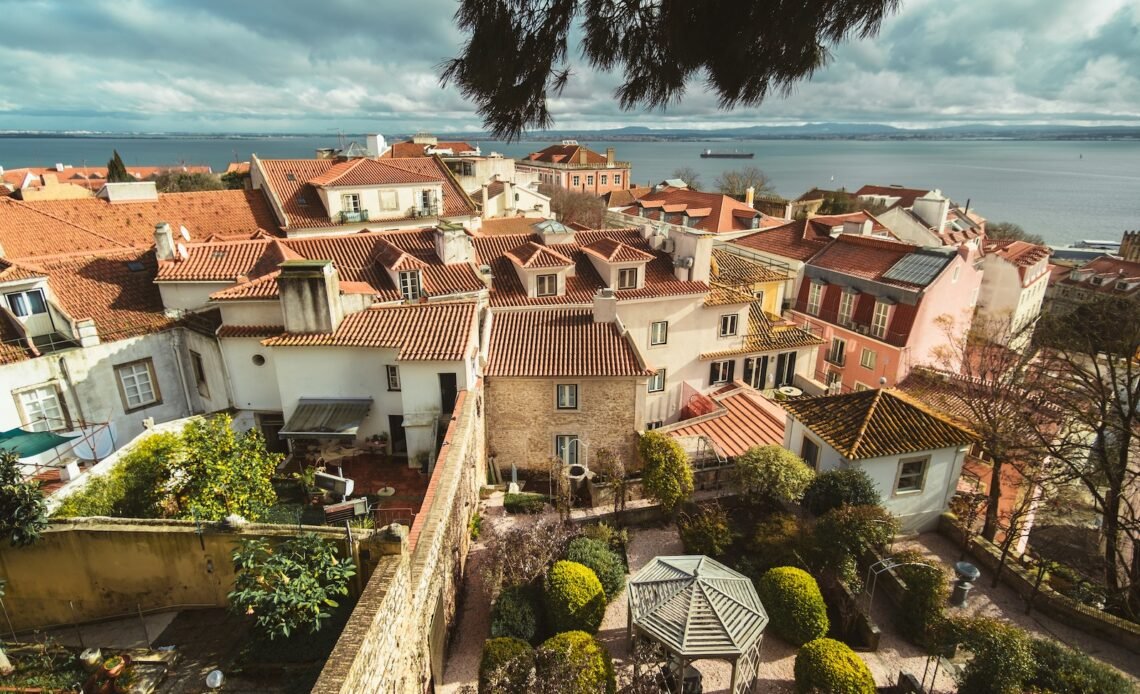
665, 384, 786, 458
486, 308, 650, 377
729, 220, 831, 262
781, 388, 977, 460
262, 302, 476, 360
711, 249, 788, 285
622, 187, 784, 234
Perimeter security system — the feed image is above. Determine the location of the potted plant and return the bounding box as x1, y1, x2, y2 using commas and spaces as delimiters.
292, 466, 323, 505
102, 654, 129, 679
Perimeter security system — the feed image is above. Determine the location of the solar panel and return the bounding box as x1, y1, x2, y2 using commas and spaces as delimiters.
881, 250, 952, 286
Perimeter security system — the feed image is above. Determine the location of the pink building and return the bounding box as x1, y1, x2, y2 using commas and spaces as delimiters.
515, 141, 631, 195
787, 234, 982, 394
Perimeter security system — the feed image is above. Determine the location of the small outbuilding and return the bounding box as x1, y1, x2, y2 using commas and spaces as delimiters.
628, 555, 768, 694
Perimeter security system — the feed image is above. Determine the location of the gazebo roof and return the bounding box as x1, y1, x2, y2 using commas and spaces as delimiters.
628, 555, 768, 658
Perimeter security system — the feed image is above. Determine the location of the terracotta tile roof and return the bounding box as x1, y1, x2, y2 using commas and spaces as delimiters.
582, 237, 654, 263
486, 308, 649, 377
729, 220, 831, 262
0, 259, 47, 283
2, 165, 212, 191
262, 302, 476, 360
156, 238, 297, 282
985, 239, 1052, 283
854, 184, 932, 209
704, 283, 754, 306
506, 241, 574, 269
807, 211, 895, 239
0, 313, 35, 364
781, 388, 977, 460
473, 228, 709, 307
307, 158, 441, 187
665, 384, 786, 458
0, 190, 279, 260
806, 234, 939, 288
524, 143, 610, 165
711, 249, 788, 285
375, 237, 429, 271
476, 217, 547, 236
381, 140, 477, 158
622, 188, 784, 234
1052, 255, 1140, 297
254, 156, 476, 230
601, 187, 649, 208
217, 324, 284, 338
226, 162, 251, 175
209, 272, 283, 300
701, 304, 822, 358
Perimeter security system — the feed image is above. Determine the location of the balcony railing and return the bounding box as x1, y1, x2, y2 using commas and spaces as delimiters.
409, 204, 441, 219
338, 209, 370, 223
824, 351, 846, 367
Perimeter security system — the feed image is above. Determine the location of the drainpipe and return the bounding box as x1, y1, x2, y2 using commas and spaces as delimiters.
56, 355, 87, 427
169, 330, 194, 415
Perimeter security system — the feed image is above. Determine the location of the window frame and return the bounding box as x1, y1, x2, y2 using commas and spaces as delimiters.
536, 273, 558, 297
859, 348, 876, 370
5, 288, 48, 318
710, 360, 732, 384
718, 313, 739, 337
648, 369, 666, 393
379, 189, 399, 211
386, 365, 401, 391
586, 175, 594, 185
649, 320, 668, 346
556, 383, 579, 410
189, 350, 209, 398
600, 174, 608, 185
827, 336, 847, 366
14, 384, 70, 432
838, 291, 855, 325
871, 301, 891, 339
572, 175, 581, 186
806, 282, 823, 316
613, 174, 622, 185
341, 193, 361, 213
894, 456, 929, 495
617, 268, 638, 290
398, 270, 422, 300
114, 358, 162, 412
555, 434, 579, 466
645, 420, 663, 430
801, 436, 821, 470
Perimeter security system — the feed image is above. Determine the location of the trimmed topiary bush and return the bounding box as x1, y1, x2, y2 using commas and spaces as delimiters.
794, 637, 875, 694
756, 566, 829, 646
491, 585, 541, 643
479, 637, 534, 694
638, 430, 693, 513
955, 616, 1034, 694
677, 502, 736, 558
504, 492, 547, 514
535, 631, 615, 694
802, 467, 881, 517
735, 445, 815, 507
1026, 637, 1133, 694
566, 537, 626, 602
544, 560, 607, 634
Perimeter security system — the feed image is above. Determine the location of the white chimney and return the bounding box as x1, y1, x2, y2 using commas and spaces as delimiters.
745, 186, 755, 208
55, 163, 65, 172
366, 134, 387, 157
278, 260, 343, 334
912, 191, 950, 231
154, 222, 175, 261
434, 224, 474, 264
593, 288, 618, 323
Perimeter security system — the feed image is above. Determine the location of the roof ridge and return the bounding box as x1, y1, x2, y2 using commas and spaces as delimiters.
848, 389, 884, 458
885, 388, 978, 438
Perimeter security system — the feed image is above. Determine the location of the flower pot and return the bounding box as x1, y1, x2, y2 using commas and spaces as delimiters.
102, 654, 130, 679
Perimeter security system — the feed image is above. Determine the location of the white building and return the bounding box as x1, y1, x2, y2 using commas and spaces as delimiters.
976, 240, 1052, 346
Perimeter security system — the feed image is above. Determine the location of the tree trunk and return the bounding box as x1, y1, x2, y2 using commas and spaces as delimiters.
1027, 563, 1048, 615
981, 459, 1003, 542
1102, 486, 1122, 595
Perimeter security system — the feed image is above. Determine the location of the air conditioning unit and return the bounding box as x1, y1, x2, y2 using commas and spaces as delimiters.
673, 256, 694, 269
856, 325, 870, 335
314, 471, 354, 498
661, 237, 676, 254
648, 235, 665, 250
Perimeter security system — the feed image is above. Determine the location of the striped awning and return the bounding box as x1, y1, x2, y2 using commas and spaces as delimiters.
280, 398, 372, 440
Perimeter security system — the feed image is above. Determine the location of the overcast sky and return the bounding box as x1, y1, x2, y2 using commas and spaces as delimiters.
1, 0, 1137, 134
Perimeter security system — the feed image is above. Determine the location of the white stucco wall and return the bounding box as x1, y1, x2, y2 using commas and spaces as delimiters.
219, 337, 281, 411
219, 301, 285, 326
158, 282, 232, 311
317, 182, 444, 223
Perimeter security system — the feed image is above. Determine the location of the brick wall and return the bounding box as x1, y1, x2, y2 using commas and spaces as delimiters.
486, 376, 641, 476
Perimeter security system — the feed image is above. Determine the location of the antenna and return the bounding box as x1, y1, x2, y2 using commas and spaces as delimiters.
180, 225, 191, 241
176, 243, 189, 262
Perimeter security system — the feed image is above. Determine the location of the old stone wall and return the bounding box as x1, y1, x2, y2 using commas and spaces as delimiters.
0, 518, 350, 632
313, 382, 487, 693
485, 376, 640, 476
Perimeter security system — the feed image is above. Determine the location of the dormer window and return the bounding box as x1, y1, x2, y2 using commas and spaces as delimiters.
618, 268, 638, 290
399, 270, 422, 300
6, 289, 47, 317
537, 274, 558, 297
342, 193, 361, 213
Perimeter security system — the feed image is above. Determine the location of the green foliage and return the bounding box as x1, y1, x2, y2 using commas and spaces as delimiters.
479, 637, 534, 694
221, 170, 248, 190
738, 512, 805, 580
0, 449, 47, 547
491, 585, 541, 643
955, 616, 1034, 694
794, 637, 876, 694
53, 433, 179, 519
756, 567, 829, 646
677, 502, 736, 558
638, 431, 693, 513
504, 492, 547, 514
1025, 637, 1133, 694
543, 560, 606, 634
168, 414, 281, 521
735, 445, 815, 507
106, 150, 132, 182
566, 537, 626, 602
228, 532, 356, 641
802, 467, 880, 517
987, 221, 1045, 245
153, 171, 222, 192
892, 550, 949, 649
809, 504, 898, 589
580, 522, 628, 555
469, 511, 483, 539
534, 631, 615, 694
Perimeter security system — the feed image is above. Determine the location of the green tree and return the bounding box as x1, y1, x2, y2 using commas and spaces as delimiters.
228, 532, 355, 640
106, 150, 133, 182
735, 445, 814, 507
53, 433, 179, 519
756, 566, 829, 646
442, 0, 899, 139
955, 617, 1034, 694
802, 467, 880, 517
638, 431, 693, 514
220, 170, 248, 190
809, 504, 898, 589
0, 449, 47, 547
167, 414, 281, 521
986, 221, 1045, 245
714, 166, 775, 199
153, 171, 223, 193
539, 184, 606, 227
677, 502, 736, 557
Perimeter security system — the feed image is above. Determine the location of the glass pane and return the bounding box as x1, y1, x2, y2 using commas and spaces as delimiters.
7, 293, 27, 317
26, 291, 47, 314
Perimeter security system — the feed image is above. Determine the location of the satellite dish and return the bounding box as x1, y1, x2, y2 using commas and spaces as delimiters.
180, 225, 191, 241
205, 670, 225, 689
176, 243, 189, 261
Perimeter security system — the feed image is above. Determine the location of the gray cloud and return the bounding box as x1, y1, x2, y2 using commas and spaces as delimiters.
0, 0, 1137, 133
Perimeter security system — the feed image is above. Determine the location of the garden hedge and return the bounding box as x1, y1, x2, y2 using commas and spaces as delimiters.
490, 585, 541, 643
566, 537, 626, 602
756, 566, 829, 646
478, 637, 534, 694
1026, 637, 1133, 694
793, 637, 876, 694
535, 631, 615, 694
677, 503, 736, 557
504, 492, 547, 514
544, 561, 607, 634
802, 467, 881, 517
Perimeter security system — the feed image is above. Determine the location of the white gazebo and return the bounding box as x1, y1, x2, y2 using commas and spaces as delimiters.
628, 555, 768, 694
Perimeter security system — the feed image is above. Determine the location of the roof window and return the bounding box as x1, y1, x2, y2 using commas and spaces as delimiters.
126, 261, 146, 272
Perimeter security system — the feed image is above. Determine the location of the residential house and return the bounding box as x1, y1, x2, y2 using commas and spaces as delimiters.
662, 381, 787, 466
976, 239, 1052, 346
381, 132, 540, 196
619, 184, 786, 237
782, 388, 978, 531
484, 307, 650, 476
1045, 255, 1140, 312
1, 163, 213, 193
855, 185, 986, 249
249, 153, 477, 237
479, 178, 550, 219
786, 234, 983, 394
515, 141, 631, 195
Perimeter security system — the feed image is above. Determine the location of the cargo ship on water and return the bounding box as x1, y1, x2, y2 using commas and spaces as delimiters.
700, 148, 754, 159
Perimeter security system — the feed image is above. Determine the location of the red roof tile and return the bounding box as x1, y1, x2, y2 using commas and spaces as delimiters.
476, 217, 544, 236
806, 234, 926, 287
486, 308, 649, 377
308, 158, 441, 187
729, 220, 832, 262
262, 302, 476, 360
381, 140, 477, 158
854, 184, 932, 209
217, 324, 284, 338
3, 165, 212, 191
665, 384, 786, 458
506, 242, 574, 268
622, 188, 784, 234
375, 237, 429, 271
582, 237, 654, 263
525, 144, 610, 165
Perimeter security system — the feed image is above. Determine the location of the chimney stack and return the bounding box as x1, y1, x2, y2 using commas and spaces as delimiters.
434, 222, 474, 264
366, 134, 387, 157
154, 222, 175, 261
745, 186, 755, 208
606, 147, 615, 166
593, 288, 618, 323
579, 147, 588, 165
278, 260, 344, 334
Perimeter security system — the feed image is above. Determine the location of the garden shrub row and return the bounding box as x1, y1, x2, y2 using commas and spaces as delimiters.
479, 631, 615, 694
503, 492, 547, 514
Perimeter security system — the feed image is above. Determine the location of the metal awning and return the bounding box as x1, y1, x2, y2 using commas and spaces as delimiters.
0, 427, 78, 458
279, 398, 373, 440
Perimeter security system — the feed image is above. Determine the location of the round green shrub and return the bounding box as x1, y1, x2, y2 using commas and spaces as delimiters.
566, 537, 626, 602
756, 567, 829, 646
544, 560, 607, 634
479, 637, 534, 694
955, 616, 1033, 694
802, 467, 881, 517
678, 502, 736, 557
504, 492, 547, 514
491, 585, 541, 643
735, 445, 815, 506
535, 630, 615, 694
794, 637, 875, 694
1026, 637, 1133, 694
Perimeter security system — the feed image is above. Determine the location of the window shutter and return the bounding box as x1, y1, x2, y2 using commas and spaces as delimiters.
727, 360, 736, 382
743, 358, 754, 385
709, 362, 718, 385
